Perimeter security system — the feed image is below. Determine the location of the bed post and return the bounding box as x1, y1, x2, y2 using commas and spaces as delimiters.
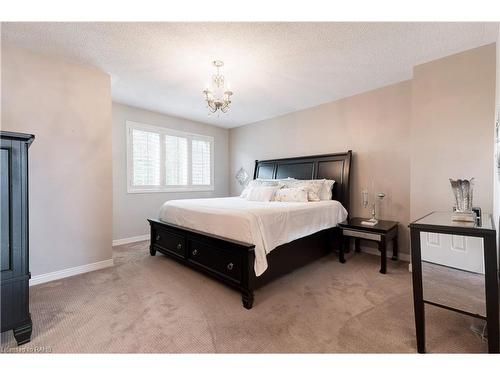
242, 290, 254, 309
241, 247, 256, 309
148, 220, 156, 256
329, 227, 345, 263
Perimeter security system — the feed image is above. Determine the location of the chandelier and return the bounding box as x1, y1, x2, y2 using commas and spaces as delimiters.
203, 60, 233, 114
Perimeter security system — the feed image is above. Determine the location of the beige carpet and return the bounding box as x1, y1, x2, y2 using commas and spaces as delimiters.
0, 241, 488, 353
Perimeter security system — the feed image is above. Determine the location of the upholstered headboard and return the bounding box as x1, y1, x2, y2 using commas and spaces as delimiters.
253, 151, 352, 213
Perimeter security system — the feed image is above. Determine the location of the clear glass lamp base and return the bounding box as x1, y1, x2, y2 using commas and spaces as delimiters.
361, 218, 378, 226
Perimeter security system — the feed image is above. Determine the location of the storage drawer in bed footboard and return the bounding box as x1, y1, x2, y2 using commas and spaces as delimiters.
187, 240, 242, 283
152, 226, 186, 258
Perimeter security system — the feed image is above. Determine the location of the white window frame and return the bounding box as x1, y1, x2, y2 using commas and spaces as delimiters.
126, 121, 215, 193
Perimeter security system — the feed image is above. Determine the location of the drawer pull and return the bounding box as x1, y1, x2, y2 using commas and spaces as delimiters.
227, 262, 234, 271
177, 243, 182, 250
192, 249, 198, 256
156, 234, 161, 241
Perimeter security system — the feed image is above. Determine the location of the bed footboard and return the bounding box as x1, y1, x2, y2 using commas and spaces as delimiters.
148, 219, 256, 309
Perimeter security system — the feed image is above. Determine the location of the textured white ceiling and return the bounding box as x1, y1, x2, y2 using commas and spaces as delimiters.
2, 22, 499, 128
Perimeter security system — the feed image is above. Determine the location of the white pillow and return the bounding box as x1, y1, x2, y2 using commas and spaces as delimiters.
281, 179, 324, 201
320, 179, 335, 200
256, 177, 295, 182
274, 187, 309, 202
240, 178, 289, 198
246, 186, 279, 202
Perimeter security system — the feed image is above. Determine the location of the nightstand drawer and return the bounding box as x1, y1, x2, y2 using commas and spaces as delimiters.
342, 229, 381, 241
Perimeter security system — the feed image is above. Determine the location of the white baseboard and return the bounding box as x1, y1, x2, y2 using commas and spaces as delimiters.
112, 234, 149, 246
29, 259, 114, 286
357, 246, 411, 262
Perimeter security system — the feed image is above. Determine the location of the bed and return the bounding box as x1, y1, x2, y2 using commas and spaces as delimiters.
148, 151, 352, 309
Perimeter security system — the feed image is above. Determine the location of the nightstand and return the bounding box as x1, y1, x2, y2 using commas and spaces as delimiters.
338, 217, 399, 274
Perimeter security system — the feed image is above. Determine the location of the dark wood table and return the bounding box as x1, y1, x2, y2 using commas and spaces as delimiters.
338, 217, 399, 274
409, 211, 499, 353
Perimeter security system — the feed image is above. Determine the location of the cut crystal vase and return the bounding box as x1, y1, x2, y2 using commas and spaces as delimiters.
449, 178, 475, 222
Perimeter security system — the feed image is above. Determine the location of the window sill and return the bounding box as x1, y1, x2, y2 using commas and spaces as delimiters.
127, 186, 215, 194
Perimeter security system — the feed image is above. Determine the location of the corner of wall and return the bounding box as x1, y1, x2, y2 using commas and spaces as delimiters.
2, 43, 113, 276
494, 28, 500, 238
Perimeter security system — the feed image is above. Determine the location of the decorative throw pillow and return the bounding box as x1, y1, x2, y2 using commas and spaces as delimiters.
281, 179, 325, 201
246, 186, 280, 202
320, 179, 335, 200
274, 187, 309, 202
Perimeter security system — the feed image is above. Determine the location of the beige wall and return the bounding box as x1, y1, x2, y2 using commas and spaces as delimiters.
410, 44, 496, 221
230, 81, 412, 254
230, 44, 498, 257
112, 103, 229, 241
1, 43, 113, 276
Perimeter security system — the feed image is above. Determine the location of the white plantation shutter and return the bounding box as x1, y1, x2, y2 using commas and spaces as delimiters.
131, 129, 160, 186
127, 121, 213, 192
191, 139, 211, 185
165, 135, 188, 185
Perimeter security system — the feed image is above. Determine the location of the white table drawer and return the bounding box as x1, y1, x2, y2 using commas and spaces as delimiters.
342, 229, 381, 241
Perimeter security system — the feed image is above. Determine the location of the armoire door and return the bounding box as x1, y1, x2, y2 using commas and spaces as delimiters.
1, 138, 23, 281
1, 140, 11, 274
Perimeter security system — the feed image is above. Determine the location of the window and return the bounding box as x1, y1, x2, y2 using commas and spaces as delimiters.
127, 121, 214, 193
165, 135, 188, 186
192, 139, 211, 185
131, 129, 161, 186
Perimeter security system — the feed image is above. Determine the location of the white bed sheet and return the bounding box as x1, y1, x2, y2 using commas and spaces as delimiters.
159, 197, 348, 276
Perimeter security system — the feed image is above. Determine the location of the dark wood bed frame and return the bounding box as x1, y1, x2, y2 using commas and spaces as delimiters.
148, 151, 352, 309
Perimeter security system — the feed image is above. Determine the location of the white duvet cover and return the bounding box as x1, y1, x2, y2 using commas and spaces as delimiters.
159, 197, 348, 276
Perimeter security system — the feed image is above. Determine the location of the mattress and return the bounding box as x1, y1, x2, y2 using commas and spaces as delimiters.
159, 197, 348, 276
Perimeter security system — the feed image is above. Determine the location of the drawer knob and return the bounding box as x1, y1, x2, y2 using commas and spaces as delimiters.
227, 262, 234, 270
177, 243, 182, 250
156, 234, 161, 241
192, 249, 198, 256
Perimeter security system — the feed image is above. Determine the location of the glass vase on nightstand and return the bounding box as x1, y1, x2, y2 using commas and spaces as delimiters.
360, 190, 385, 226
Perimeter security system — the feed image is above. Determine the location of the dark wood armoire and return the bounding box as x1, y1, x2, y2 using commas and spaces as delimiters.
1, 131, 35, 345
